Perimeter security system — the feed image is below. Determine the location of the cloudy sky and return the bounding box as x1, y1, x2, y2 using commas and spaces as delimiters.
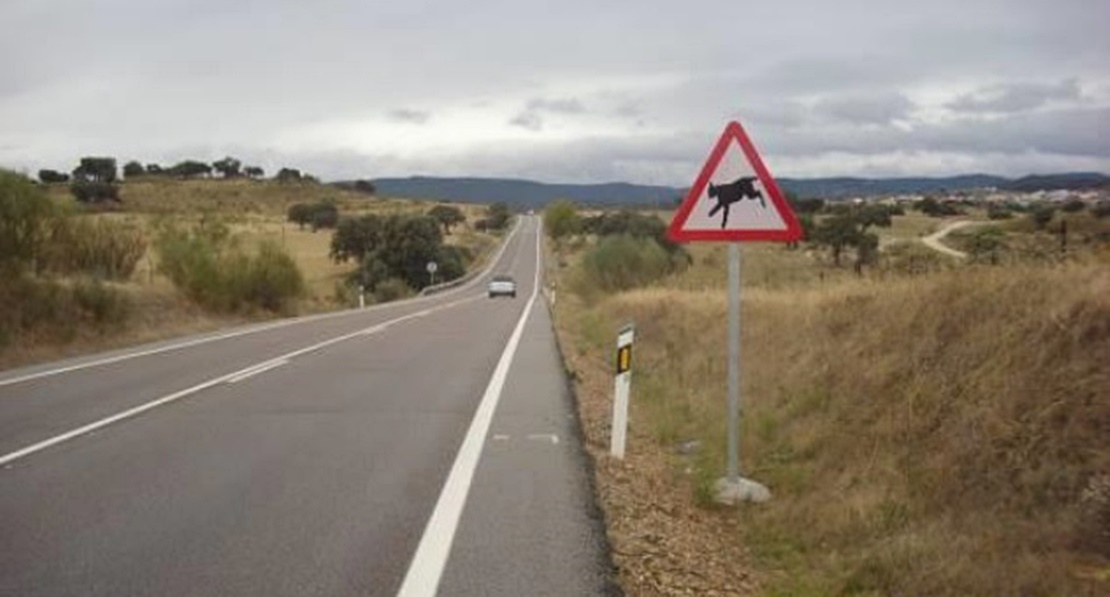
2, 0, 1108, 184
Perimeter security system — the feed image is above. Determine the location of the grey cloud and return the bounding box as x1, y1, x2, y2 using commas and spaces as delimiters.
948, 79, 1082, 113
812, 93, 914, 125
526, 98, 586, 114
763, 106, 1110, 158
509, 97, 586, 131
387, 109, 432, 124
2, 0, 1108, 182
509, 111, 544, 131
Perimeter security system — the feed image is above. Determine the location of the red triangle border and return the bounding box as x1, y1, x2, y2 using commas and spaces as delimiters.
668, 121, 803, 243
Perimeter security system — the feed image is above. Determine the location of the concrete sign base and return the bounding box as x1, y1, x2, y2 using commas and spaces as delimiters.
714, 477, 772, 505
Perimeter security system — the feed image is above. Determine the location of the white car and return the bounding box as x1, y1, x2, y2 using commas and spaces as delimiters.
488, 275, 517, 298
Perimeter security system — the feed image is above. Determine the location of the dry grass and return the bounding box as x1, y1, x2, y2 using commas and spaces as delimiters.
552, 233, 1110, 595
0, 283, 255, 371
42, 178, 414, 216
4, 179, 498, 369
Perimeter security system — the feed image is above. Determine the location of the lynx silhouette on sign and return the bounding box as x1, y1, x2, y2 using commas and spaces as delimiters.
708, 177, 765, 229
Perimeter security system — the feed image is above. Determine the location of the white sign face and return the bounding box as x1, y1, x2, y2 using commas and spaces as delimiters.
426, 261, 438, 273
680, 144, 788, 233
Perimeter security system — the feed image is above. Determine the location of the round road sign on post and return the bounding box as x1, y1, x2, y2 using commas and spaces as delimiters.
426, 261, 438, 286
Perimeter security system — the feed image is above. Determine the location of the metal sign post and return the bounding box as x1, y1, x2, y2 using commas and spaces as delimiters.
611, 324, 635, 460
712, 245, 769, 503
727, 244, 741, 483
668, 120, 803, 504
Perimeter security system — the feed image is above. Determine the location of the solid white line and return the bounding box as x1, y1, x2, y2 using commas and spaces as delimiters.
0, 219, 523, 388
0, 294, 482, 468
225, 358, 289, 384
397, 218, 542, 597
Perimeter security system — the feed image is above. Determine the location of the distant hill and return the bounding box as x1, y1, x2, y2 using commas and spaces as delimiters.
775, 175, 1010, 199
362, 172, 1108, 207
370, 176, 679, 208
1001, 172, 1110, 192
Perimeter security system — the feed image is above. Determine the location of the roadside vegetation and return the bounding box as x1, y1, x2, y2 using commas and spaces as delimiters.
1, 158, 503, 370
545, 199, 1109, 595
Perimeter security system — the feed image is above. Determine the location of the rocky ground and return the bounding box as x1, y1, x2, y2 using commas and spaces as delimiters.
556, 323, 758, 596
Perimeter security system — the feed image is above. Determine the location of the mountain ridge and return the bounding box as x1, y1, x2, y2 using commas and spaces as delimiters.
359, 172, 1109, 207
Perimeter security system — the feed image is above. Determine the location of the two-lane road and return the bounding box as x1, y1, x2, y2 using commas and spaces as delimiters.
0, 216, 615, 596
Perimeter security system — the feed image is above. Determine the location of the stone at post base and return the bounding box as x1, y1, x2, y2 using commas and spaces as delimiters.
714, 477, 772, 505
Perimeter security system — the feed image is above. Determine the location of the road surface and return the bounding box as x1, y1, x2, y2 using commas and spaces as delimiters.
921, 220, 979, 258
0, 216, 616, 596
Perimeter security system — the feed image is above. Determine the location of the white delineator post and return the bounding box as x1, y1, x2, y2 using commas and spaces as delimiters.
611, 324, 635, 459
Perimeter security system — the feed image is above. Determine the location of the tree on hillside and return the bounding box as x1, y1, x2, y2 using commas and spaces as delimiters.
486, 202, 511, 230
287, 204, 312, 230
170, 160, 212, 178
243, 166, 264, 179
544, 199, 580, 240
276, 167, 302, 182
123, 161, 145, 179
38, 169, 69, 184
310, 201, 339, 231
71, 157, 120, 203
786, 192, 825, 215
330, 214, 384, 263
287, 200, 339, 231
72, 157, 117, 183
212, 157, 242, 179
331, 214, 461, 291
146, 163, 165, 175
809, 204, 893, 270
1061, 199, 1086, 213
427, 205, 466, 235
916, 196, 960, 217
354, 180, 376, 195
810, 214, 859, 267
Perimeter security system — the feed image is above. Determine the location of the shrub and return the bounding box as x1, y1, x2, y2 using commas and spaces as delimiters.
288, 200, 339, 231
579, 235, 680, 293
156, 221, 303, 313
987, 204, 1013, 220
72, 278, 131, 324
544, 200, 581, 240
43, 217, 147, 280
1061, 198, 1086, 213
1029, 205, 1056, 230
234, 241, 305, 313
0, 169, 57, 274
372, 278, 412, 303
70, 181, 120, 204
1092, 201, 1110, 219
0, 275, 130, 347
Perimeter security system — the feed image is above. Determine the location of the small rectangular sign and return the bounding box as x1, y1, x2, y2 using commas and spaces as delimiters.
616, 345, 632, 375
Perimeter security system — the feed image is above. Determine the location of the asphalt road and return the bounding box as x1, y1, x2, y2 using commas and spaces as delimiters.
0, 216, 616, 596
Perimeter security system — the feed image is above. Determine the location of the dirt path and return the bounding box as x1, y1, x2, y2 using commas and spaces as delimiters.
921, 220, 980, 258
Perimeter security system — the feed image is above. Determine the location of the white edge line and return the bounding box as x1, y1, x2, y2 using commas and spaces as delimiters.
0, 219, 524, 388
396, 218, 542, 597
0, 293, 483, 468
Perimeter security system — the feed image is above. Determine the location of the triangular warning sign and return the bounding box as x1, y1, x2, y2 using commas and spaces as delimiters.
669, 121, 802, 243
